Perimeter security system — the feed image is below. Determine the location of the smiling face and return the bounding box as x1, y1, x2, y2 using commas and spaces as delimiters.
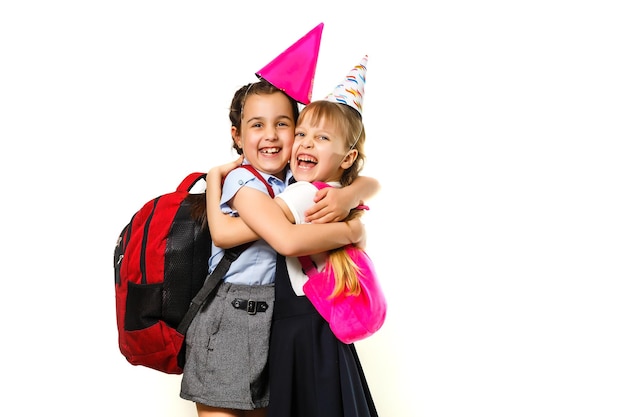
234, 92, 296, 180
291, 105, 357, 184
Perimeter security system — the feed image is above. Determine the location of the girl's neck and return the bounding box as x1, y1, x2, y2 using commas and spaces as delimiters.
243, 159, 286, 181
261, 168, 286, 181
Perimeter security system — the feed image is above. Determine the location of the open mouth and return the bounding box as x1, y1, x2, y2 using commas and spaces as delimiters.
260, 147, 281, 155
295, 154, 318, 168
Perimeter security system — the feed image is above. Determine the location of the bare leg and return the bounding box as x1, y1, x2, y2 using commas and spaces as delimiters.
195, 404, 267, 417
243, 408, 267, 417
196, 403, 243, 417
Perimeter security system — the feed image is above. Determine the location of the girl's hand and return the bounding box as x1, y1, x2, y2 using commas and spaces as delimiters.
212, 156, 244, 180
347, 217, 367, 249
207, 156, 244, 190
304, 187, 356, 223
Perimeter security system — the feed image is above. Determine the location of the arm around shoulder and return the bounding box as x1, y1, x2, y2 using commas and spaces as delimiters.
305, 175, 381, 223
234, 187, 365, 256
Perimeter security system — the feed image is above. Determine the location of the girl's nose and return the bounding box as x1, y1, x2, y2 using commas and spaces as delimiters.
300, 136, 313, 148
264, 125, 278, 140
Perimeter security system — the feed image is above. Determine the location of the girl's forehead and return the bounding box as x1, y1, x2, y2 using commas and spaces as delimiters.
299, 113, 335, 130
246, 92, 290, 108
244, 93, 295, 119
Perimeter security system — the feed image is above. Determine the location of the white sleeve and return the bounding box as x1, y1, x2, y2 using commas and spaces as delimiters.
275, 181, 319, 224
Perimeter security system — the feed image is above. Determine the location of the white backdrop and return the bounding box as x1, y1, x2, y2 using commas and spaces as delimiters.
2, 1, 625, 416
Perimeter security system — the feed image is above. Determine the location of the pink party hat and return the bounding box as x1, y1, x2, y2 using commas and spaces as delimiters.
325, 55, 368, 116
256, 23, 324, 105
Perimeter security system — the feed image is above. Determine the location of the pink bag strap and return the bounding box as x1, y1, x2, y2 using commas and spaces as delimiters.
298, 256, 318, 277
299, 180, 371, 277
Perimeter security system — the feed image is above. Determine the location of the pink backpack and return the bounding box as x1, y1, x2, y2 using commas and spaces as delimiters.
299, 182, 387, 344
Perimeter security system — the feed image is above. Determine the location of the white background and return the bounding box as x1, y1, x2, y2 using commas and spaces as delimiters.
2, 1, 625, 416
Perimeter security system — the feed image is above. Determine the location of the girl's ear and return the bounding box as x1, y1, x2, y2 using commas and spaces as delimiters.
231, 126, 243, 150
341, 149, 358, 169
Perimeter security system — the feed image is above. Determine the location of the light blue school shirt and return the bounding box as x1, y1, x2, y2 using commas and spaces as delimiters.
208, 163, 293, 285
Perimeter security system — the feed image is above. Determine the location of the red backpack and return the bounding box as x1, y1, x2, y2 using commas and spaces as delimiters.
114, 166, 273, 374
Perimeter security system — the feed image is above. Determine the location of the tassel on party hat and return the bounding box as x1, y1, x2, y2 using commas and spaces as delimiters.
324, 55, 368, 116
256, 23, 324, 105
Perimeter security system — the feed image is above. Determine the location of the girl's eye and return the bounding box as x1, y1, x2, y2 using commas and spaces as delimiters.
295, 132, 305, 138
318, 135, 330, 141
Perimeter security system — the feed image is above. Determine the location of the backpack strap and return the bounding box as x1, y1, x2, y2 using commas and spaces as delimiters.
177, 242, 251, 334
178, 172, 207, 193
237, 164, 275, 198
176, 165, 275, 335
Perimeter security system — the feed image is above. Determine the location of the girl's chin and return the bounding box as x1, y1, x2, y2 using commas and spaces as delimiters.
293, 168, 314, 178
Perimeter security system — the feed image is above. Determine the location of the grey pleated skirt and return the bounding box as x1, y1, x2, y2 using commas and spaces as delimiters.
180, 282, 275, 410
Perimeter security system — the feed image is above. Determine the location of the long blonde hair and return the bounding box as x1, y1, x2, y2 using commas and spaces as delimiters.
298, 101, 367, 298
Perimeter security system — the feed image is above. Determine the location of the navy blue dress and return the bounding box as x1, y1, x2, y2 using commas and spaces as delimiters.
267, 255, 379, 417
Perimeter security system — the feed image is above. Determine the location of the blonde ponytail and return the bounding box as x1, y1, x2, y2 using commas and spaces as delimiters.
325, 209, 364, 298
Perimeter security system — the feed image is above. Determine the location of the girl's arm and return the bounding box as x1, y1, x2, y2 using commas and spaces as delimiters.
206, 159, 374, 249
231, 185, 363, 257
205, 160, 260, 248
205, 162, 302, 247
304, 176, 380, 223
